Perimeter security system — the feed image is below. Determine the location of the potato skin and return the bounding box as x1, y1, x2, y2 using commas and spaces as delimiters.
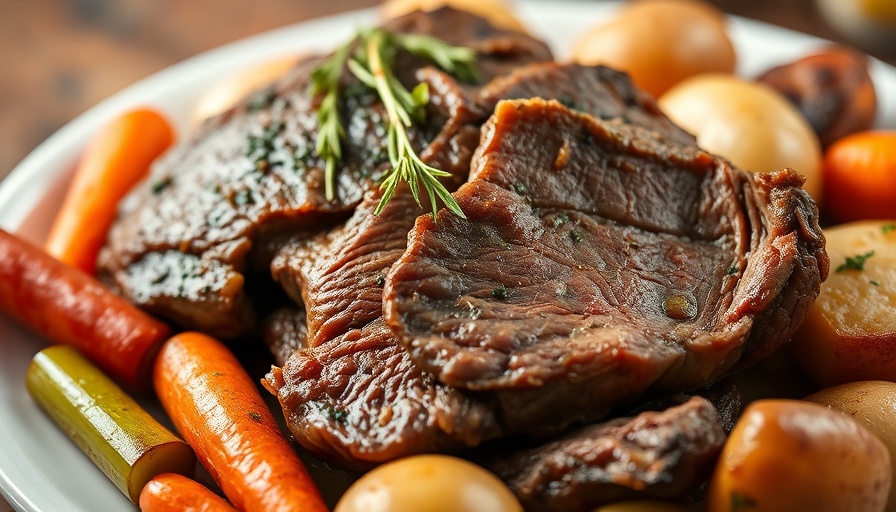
658, 74, 823, 201
807, 381, 896, 512
707, 399, 891, 512
571, 0, 735, 98
790, 220, 896, 387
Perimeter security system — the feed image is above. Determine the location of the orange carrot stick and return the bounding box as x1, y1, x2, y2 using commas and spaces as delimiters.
153, 332, 328, 512
140, 473, 237, 512
0, 229, 169, 391
45, 107, 174, 275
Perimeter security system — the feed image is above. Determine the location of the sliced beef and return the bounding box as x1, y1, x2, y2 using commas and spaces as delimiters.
264, 189, 501, 470
384, 98, 829, 433
97, 7, 551, 338
475, 62, 694, 145
488, 396, 725, 512
263, 62, 711, 466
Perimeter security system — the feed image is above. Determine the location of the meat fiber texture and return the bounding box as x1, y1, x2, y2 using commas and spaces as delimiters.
487, 396, 727, 512
263, 62, 717, 470
96, 7, 552, 338
384, 98, 829, 434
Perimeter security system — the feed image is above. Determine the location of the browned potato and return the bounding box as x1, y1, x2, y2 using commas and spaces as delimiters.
334, 454, 523, 512
758, 47, 877, 148
790, 220, 896, 387
572, 0, 735, 98
807, 381, 896, 512
707, 399, 891, 512
380, 0, 527, 32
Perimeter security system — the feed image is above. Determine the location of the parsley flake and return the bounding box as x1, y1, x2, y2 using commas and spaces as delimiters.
836, 251, 875, 272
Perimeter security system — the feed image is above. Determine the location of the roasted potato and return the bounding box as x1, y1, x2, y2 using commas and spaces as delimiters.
707, 399, 891, 512
571, 0, 735, 98
790, 220, 896, 387
807, 381, 896, 512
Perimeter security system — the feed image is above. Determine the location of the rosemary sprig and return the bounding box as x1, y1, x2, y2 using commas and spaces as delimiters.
311, 40, 351, 202
310, 28, 475, 218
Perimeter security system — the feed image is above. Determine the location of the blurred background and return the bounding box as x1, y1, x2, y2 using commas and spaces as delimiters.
1, 0, 894, 181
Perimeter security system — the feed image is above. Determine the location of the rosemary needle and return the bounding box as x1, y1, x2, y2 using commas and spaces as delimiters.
311, 28, 474, 218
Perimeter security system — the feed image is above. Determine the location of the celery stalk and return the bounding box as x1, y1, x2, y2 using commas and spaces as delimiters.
26, 345, 195, 503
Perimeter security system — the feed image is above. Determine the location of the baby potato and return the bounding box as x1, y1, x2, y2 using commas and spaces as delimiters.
334, 454, 523, 512
807, 381, 896, 512
572, 0, 736, 98
659, 74, 823, 201
380, 0, 526, 33
707, 399, 891, 512
790, 220, 896, 387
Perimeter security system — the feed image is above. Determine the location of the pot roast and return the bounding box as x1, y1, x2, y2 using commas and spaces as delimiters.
97, 8, 828, 510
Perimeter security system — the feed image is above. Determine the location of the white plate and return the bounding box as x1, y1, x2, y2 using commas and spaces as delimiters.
1, 2, 895, 511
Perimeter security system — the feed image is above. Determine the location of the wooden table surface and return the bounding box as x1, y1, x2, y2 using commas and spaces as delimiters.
1, 0, 895, 184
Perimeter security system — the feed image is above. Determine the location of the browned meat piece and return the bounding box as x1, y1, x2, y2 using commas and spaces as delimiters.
263, 307, 309, 367
265, 62, 711, 468
489, 397, 726, 512
384, 98, 828, 433
97, 7, 551, 338
475, 62, 694, 145
264, 189, 502, 470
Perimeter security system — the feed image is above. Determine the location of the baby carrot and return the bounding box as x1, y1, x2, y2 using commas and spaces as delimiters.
45, 107, 174, 275
140, 473, 237, 512
153, 332, 328, 512
0, 229, 170, 392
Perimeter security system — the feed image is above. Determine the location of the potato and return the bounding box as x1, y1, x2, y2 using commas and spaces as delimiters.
707, 399, 891, 512
380, 0, 526, 33
790, 220, 896, 387
658, 74, 823, 202
807, 381, 896, 512
571, 0, 735, 98
334, 454, 523, 512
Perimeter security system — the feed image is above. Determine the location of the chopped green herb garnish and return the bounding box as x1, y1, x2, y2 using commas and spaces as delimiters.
882, 224, 896, 234
247, 87, 276, 111
492, 286, 511, 300
310, 27, 476, 218
552, 212, 570, 228
150, 176, 173, 195
569, 230, 584, 244
871, 280, 880, 286
836, 251, 875, 272
726, 265, 738, 276
247, 411, 263, 422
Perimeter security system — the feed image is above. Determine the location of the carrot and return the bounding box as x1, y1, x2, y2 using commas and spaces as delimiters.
0, 229, 170, 391
153, 332, 328, 512
140, 473, 237, 512
823, 130, 896, 222
45, 107, 174, 275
